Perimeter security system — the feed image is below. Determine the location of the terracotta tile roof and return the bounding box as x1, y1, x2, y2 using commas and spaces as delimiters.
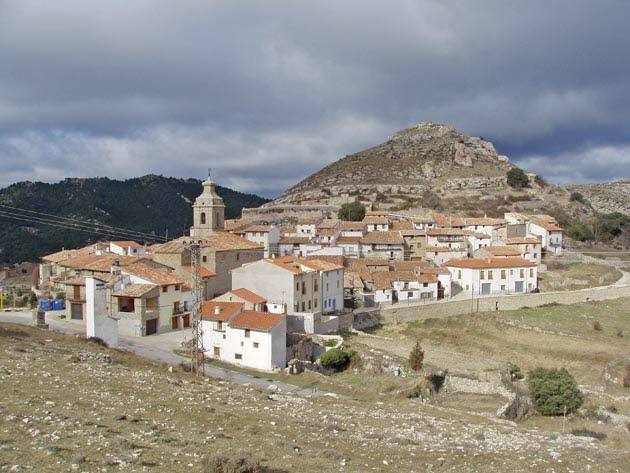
504, 237, 541, 245
112, 283, 157, 298
60, 254, 149, 272
433, 214, 466, 227
317, 219, 340, 230
123, 263, 185, 286
344, 271, 364, 289
42, 243, 106, 263
224, 219, 250, 232
427, 228, 473, 237
297, 218, 321, 225
228, 310, 285, 332
111, 240, 144, 249
345, 258, 390, 269
393, 260, 433, 272
279, 236, 311, 245
61, 274, 121, 286
201, 301, 244, 322
153, 234, 263, 253
399, 229, 426, 236
531, 218, 563, 232
228, 288, 267, 305
389, 220, 414, 230
181, 264, 216, 278
306, 255, 345, 267
360, 231, 404, 245
317, 227, 338, 236
362, 215, 389, 225
338, 221, 365, 231
471, 233, 492, 239
445, 257, 536, 269
301, 258, 343, 271
235, 224, 275, 234
477, 246, 521, 257
336, 236, 362, 244
464, 217, 506, 226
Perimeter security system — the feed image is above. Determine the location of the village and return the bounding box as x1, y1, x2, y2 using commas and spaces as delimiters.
23, 173, 572, 373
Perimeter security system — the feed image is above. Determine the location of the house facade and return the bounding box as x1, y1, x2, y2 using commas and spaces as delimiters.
446, 257, 538, 295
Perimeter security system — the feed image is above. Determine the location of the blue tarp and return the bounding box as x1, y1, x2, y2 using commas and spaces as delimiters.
38, 299, 65, 311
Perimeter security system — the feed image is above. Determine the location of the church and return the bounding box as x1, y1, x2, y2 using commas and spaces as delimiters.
150, 173, 264, 298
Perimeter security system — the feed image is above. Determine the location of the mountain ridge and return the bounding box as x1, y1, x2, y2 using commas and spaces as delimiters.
0, 175, 269, 264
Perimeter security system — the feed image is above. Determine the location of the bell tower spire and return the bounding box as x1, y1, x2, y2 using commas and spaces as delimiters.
191, 171, 225, 237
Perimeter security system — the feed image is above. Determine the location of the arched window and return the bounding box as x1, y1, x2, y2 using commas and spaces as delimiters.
200, 212, 206, 224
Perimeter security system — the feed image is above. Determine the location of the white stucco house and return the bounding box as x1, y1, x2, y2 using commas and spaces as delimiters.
445, 257, 538, 295
201, 300, 286, 372
234, 225, 280, 258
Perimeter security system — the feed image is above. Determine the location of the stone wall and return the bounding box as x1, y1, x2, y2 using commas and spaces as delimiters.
379, 284, 630, 324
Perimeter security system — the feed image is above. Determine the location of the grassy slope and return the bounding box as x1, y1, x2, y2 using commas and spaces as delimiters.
1, 323, 628, 472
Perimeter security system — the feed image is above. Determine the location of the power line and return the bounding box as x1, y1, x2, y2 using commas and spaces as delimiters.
0, 208, 168, 243
0, 203, 167, 242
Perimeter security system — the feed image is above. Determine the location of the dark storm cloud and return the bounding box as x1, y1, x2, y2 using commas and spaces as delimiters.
0, 0, 629, 196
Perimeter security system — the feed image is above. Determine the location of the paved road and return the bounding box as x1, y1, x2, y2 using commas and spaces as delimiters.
0, 310, 334, 398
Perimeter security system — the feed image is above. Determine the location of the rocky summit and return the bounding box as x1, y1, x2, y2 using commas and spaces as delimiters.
243, 122, 554, 220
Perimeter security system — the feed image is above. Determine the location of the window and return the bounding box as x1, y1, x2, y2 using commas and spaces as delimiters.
501, 270, 506, 279
314, 280, 318, 292
408, 291, 413, 298
200, 212, 206, 224
308, 300, 311, 310
253, 342, 259, 349
175, 285, 180, 291
326, 283, 329, 292
162, 286, 167, 293
529, 268, 534, 277
235, 354, 242, 360
216, 321, 223, 331
301, 302, 305, 312
501, 285, 506, 291
520, 269, 525, 278
236, 253, 240, 261
213, 347, 220, 356
458, 270, 462, 279
480, 271, 485, 280
324, 300, 327, 308
314, 299, 318, 308
244, 329, 250, 338
337, 280, 339, 289
296, 282, 300, 291
202, 256, 207, 263
488, 270, 493, 280
423, 282, 428, 288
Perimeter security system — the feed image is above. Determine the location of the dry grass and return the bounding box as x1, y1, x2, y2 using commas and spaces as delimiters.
540, 262, 622, 291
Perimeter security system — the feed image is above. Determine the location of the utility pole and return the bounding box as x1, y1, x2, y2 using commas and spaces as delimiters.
189, 243, 205, 376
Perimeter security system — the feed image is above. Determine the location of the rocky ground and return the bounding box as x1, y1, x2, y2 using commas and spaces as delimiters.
1, 323, 628, 472
568, 181, 630, 216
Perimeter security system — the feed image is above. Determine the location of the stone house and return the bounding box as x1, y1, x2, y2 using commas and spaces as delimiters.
214, 288, 267, 312
362, 215, 389, 232
233, 225, 280, 258
360, 231, 405, 260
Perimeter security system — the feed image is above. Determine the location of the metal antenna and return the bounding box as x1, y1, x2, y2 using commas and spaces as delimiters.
190, 243, 205, 376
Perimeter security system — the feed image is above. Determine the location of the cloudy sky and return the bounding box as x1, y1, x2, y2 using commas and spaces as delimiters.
1, 1, 629, 197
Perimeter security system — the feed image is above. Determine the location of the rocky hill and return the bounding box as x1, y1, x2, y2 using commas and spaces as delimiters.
567, 180, 630, 216
244, 122, 573, 221
0, 175, 269, 264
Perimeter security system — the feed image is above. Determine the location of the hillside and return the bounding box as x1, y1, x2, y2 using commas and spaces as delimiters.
2, 322, 628, 472
244, 122, 589, 223
567, 180, 630, 216
0, 175, 269, 264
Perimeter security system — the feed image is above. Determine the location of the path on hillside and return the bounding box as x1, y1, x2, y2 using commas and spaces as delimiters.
0, 311, 336, 398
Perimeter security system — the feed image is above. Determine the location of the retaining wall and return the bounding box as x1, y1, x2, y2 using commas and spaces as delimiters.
380, 284, 630, 324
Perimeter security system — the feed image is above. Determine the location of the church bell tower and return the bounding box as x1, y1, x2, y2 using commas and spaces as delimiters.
191, 171, 225, 237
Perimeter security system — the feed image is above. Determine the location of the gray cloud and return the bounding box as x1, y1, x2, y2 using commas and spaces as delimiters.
0, 0, 629, 196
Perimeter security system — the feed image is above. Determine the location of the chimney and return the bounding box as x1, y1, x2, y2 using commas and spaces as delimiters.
214, 305, 221, 315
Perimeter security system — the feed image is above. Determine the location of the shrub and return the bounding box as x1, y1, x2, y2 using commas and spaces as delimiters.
623, 375, 630, 388
322, 338, 339, 348
509, 363, 524, 381
593, 320, 602, 331
568, 221, 594, 241
507, 168, 530, 188
409, 341, 424, 371
569, 192, 589, 204
319, 348, 351, 372
595, 212, 630, 240
338, 201, 366, 221
570, 429, 607, 440
528, 367, 582, 416
421, 190, 442, 210
203, 453, 269, 473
